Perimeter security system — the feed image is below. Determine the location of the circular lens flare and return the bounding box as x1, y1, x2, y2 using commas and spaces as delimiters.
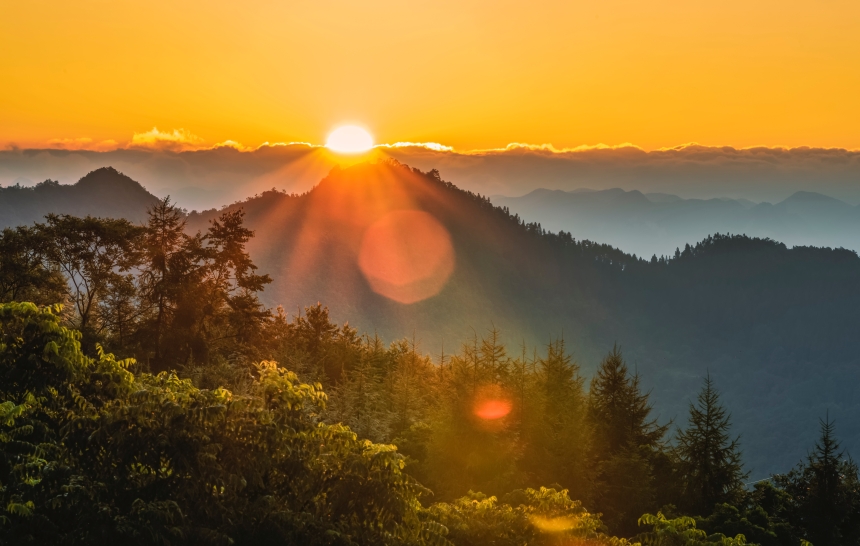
358, 210, 455, 304
471, 384, 513, 424
474, 399, 512, 420
326, 126, 374, 153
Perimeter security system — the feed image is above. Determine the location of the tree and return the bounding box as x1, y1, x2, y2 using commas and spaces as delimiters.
636, 512, 748, 546
135, 201, 272, 370
424, 330, 520, 500
675, 375, 747, 516
137, 196, 190, 363
697, 483, 808, 546
587, 346, 670, 536
427, 487, 627, 546
0, 226, 65, 305
776, 415, 860, 546
588, 346, 668, 459
0, 301, 447, 545
525, 338, 590, 498
39, 214, 144, 346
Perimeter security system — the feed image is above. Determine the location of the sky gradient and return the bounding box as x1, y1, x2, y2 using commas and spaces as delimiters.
3, 0, 860, 151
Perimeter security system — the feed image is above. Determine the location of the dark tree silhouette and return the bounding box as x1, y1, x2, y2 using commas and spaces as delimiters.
675, 374, 747, 516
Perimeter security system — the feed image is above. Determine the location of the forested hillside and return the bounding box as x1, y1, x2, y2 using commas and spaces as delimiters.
3, 165, 860, 543
187, 161, 860, 477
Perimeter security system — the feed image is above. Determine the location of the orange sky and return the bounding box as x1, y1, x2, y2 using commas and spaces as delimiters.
3, 0, 860, 151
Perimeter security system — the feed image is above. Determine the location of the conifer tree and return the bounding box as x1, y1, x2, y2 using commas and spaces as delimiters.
587, 346, 668, 459
777, 415, 860, 546
328, 336, 388, 441
139, 196, 188, 363
531, 338, 589, 496
586, 346, 669, 536
675, 374, 747, 516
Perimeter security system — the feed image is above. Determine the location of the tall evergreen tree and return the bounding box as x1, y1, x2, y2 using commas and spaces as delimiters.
138, 196, 191, 364
530, 338, 590, 497
586, 346, 669, 536
675, 374, 747, 516
776, 415, 860, 546
587, 346, 668, 459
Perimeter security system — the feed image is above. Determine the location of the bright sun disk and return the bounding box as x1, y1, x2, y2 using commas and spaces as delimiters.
326, 126, 374, 153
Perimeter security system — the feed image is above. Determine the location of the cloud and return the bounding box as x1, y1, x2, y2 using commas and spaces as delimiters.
485, 142, 643, 154
46, 137, 119, 151
128, 127, 206, 151
380, 142, 455, 152
4, 141, 860, 210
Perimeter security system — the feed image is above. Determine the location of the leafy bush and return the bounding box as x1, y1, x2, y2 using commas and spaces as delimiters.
0, 302, 445, 545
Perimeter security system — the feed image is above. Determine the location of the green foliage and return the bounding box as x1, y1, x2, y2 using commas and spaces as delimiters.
427, 487, 626, 546
636, 512, 747, 546
4, 181, 859, 544
0, 197, 274, 370
0, 301, 442, 545
774, 416, 860, 546
0, 227, 65, 306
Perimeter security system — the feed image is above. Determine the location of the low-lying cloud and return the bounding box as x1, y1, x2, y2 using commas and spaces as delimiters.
129, 127, 207, 152
46, 137, 119, 152
2, 141, 860, 211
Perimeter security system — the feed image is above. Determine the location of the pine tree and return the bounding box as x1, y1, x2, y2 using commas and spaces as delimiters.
776, 415, 860, 546
587, 345, 668, 459
532, 338, 589, 496
138, 196, 193, 365
586, 345, 669, 536
675, 374, 747, 516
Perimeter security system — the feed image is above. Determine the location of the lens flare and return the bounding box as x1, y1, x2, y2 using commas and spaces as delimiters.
358, 210, 455, 304
474, 399, 512, 420
471, 383, 513, 420
530, 515, 579, 533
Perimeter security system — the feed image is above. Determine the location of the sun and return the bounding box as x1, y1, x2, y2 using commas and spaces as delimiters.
326, 125, 374, 153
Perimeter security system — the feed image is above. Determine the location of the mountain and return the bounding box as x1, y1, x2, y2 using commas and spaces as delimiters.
492, 187, 860, 257
186, 161, 860, 479
2, 161, 859, 478
0, 167, 160, 228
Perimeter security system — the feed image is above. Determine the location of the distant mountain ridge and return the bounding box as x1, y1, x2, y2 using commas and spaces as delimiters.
492, 187, 860, 257
0, 167, 160, 228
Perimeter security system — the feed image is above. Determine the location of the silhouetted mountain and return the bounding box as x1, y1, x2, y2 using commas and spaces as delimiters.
0, 167, 160, 228
186, 161, 860, 478
492, 187, 860, 257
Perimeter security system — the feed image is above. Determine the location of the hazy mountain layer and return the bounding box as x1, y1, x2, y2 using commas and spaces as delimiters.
0, 167, 160, 229
492, 187, 860, 257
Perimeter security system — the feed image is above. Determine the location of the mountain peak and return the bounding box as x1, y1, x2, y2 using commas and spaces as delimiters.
75, 167, 146, 192
0, 166, 160, 228
780, 190, 844, 204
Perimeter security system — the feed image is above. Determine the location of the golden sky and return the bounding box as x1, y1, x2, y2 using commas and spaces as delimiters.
3, 0, 860, 151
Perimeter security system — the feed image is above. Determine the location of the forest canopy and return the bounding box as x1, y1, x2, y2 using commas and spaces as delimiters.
1, 192, 857, 545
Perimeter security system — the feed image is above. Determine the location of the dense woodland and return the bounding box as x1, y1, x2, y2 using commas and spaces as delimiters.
6, 165, 860, 475
181, 162, 860, 477
2, 189, 860, 545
